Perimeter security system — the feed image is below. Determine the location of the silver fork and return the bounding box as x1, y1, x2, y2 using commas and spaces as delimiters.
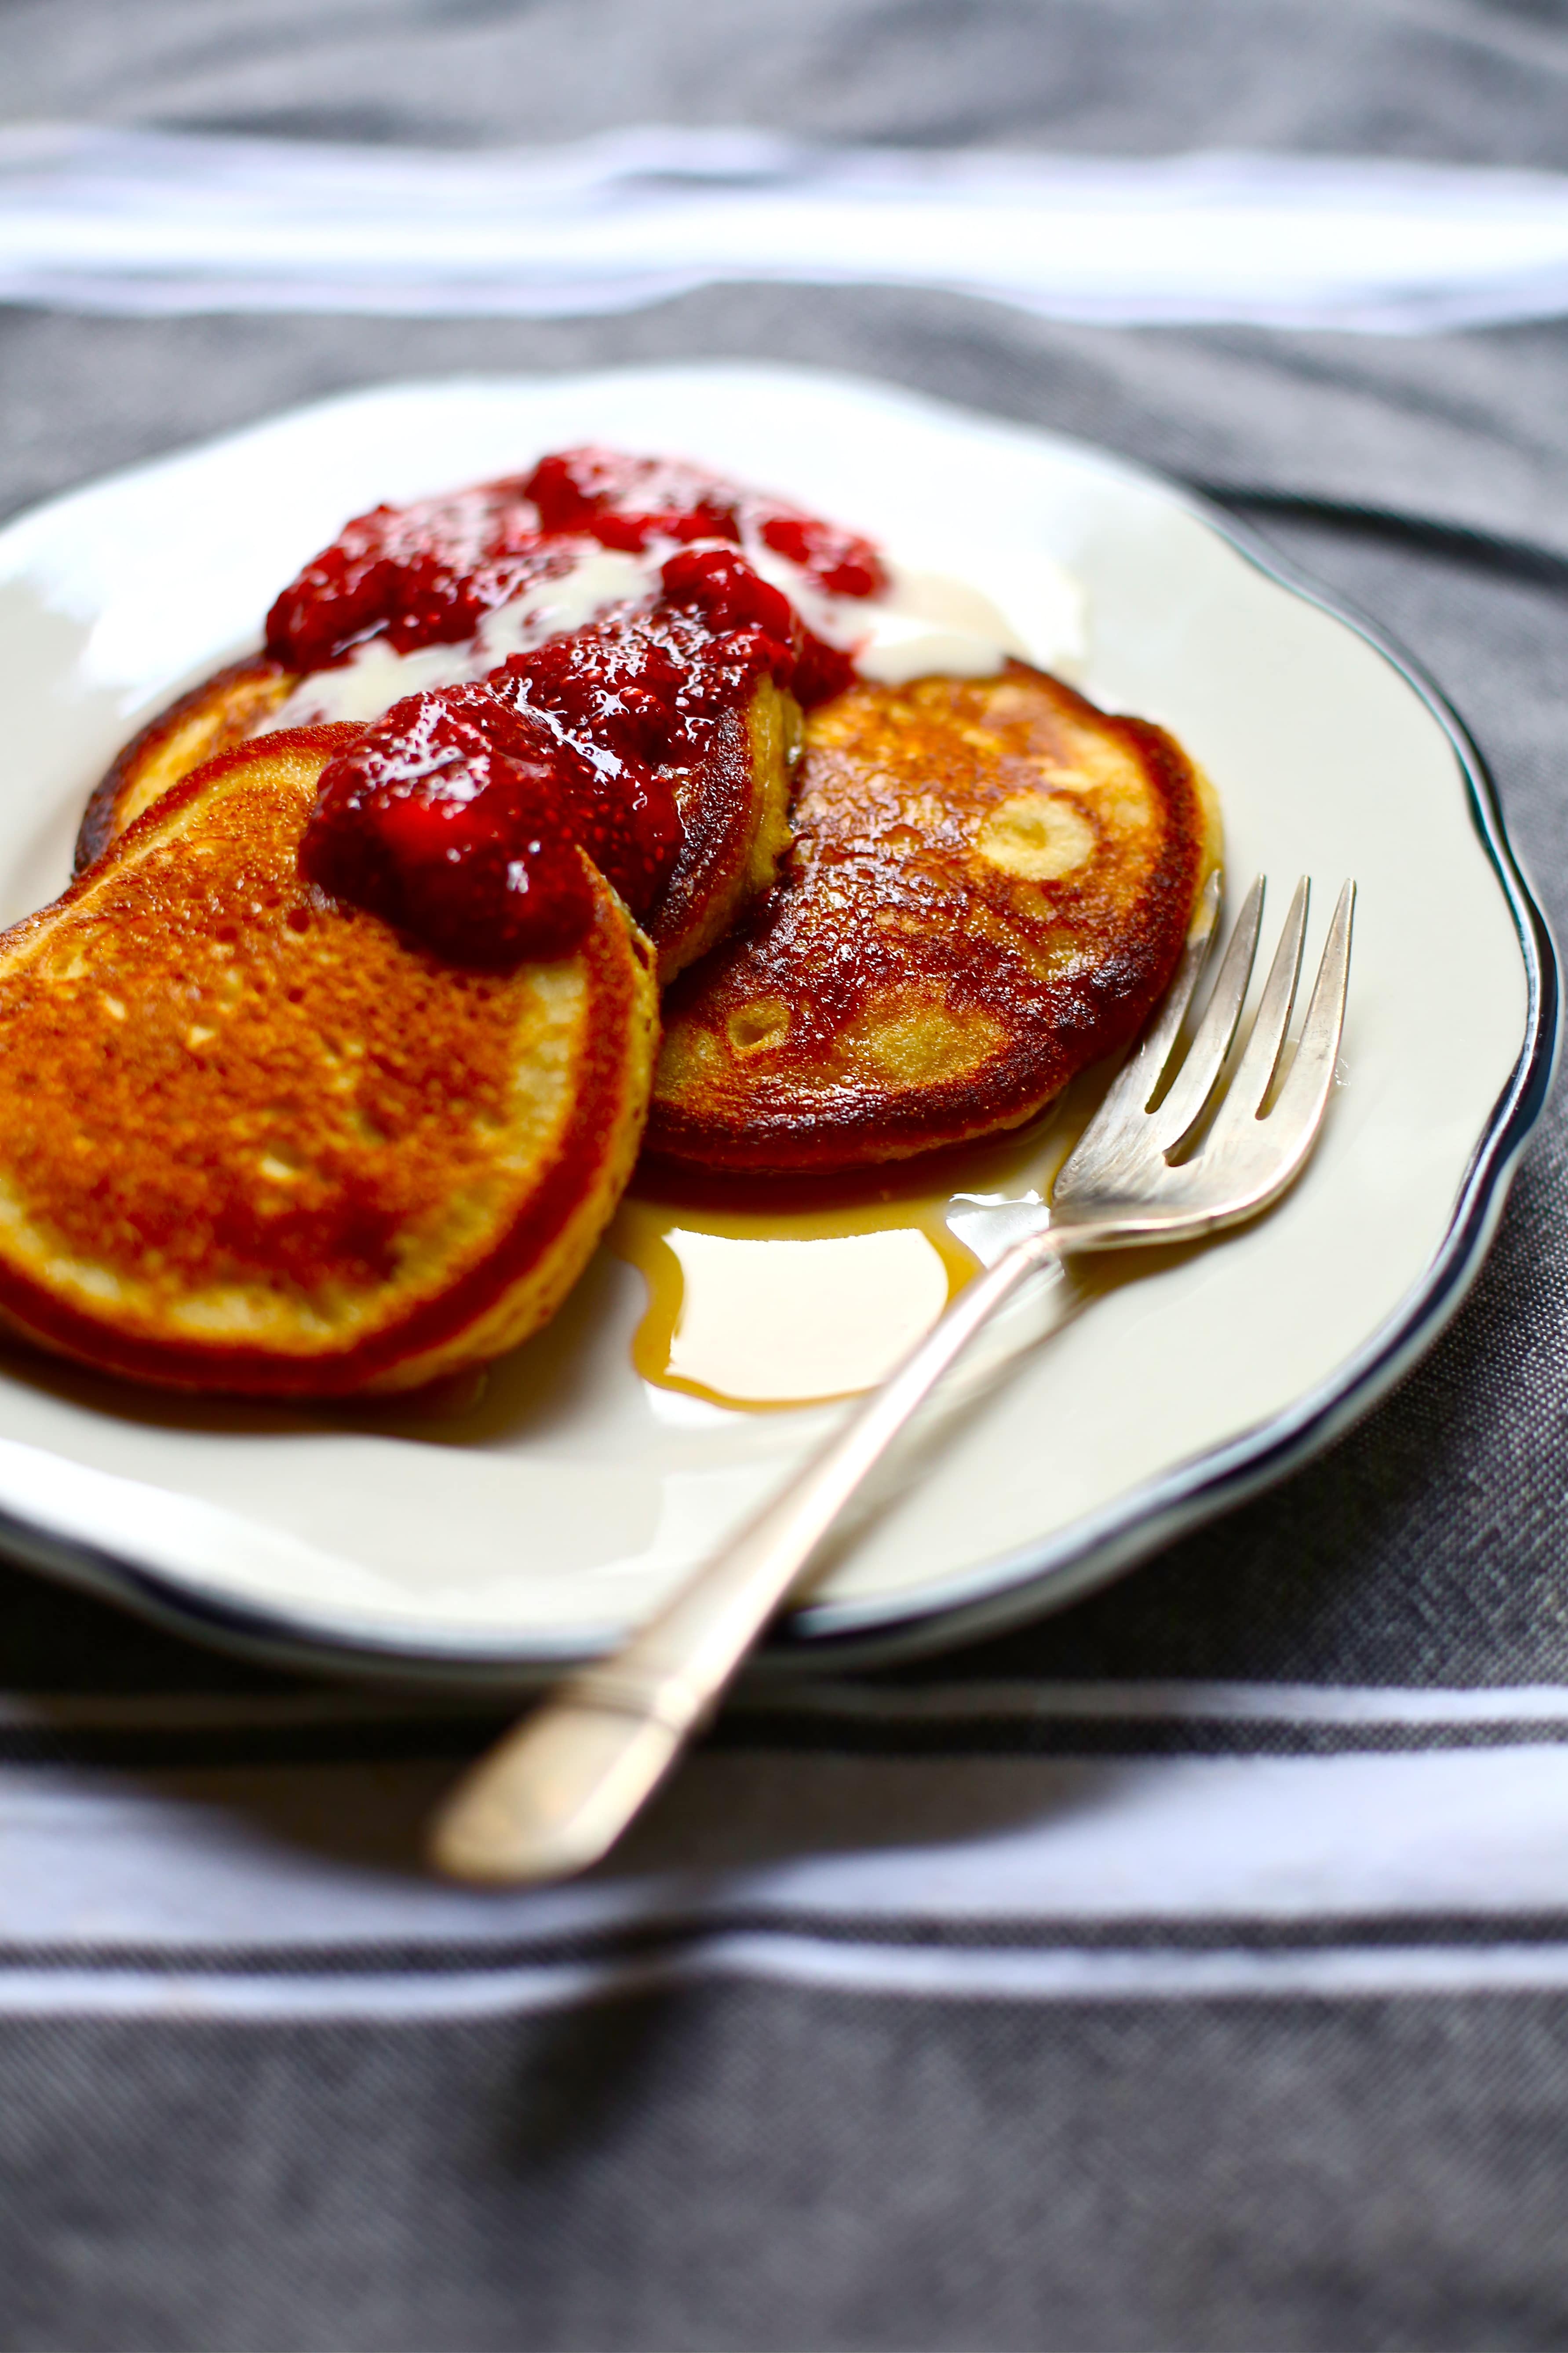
430, 870, 1355, 1884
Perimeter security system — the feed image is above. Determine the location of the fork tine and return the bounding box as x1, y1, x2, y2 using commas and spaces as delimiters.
1205, 876, 1309, 1133
1137, 866, 1225, 1082
1255, 881, 1355, 1166
1149, 873, 1265, 1155
1053, 872, 1223, 1199
1079, 868, 1224, 1141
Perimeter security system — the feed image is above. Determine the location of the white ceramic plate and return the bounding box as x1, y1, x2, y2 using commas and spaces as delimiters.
0, 364, 1551, 1679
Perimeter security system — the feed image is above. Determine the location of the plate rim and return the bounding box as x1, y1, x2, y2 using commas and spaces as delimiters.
0, 415, 1555, 1685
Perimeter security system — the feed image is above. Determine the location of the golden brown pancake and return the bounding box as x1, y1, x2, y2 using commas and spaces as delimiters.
7, 728, 657, 1396
75, 655, 297, 871
75, 661, 795, 981
653, 676, 797, 980
647, 662, 1217, 1176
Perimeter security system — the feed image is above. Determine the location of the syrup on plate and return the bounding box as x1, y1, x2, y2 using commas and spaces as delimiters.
610, 1097, 1092, 1410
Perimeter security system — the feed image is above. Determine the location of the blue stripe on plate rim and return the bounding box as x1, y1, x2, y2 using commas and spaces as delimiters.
0, 480, 1556, 1686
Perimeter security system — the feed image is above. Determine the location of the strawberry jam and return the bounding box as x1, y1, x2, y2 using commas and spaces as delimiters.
525, 447, 886, 599
266, 481, 586, 669
285, 452, 882, 966
300, 690, 598, 966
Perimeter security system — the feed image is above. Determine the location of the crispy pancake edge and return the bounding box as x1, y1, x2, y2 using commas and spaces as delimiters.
646, 676, 798, 983
74, 655, 296, 874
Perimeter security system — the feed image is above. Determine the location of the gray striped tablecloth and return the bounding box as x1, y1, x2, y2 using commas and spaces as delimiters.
7, 3, 1568, 2347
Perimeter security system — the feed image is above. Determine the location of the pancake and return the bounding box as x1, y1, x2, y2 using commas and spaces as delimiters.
653, 675, 797, 979
74, 662, 795, 980
646, 662, 1218, 1175
75, 655, 296, 872
5, 728, 657, 1396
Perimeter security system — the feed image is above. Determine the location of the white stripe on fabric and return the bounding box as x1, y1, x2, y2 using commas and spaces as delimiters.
8, 1743, 1568, 1952
9, 125, 1568, 332
7, 1937, 1568, 2020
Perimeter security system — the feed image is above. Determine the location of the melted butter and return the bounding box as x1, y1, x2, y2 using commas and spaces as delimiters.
608, 1096, 1094, 1412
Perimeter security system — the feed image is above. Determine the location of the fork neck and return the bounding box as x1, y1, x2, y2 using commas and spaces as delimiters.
1044, 1213, 1172, 1255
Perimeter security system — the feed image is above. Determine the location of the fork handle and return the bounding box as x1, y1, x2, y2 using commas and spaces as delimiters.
430, 1219, 1094, 1882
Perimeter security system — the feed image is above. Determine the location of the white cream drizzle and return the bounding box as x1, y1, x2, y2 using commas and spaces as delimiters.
475, 548, 652, 662
272, 636, 468, 726
270, 545, 659, 729
269, 530, 1087, 732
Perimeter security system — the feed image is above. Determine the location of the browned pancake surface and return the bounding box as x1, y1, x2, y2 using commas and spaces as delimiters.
647, 664, 1210, 1174
9, 729, 657, 1395
75, 656, 296, 872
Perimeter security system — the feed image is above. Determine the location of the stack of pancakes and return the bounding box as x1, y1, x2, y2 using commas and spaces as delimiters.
0, 603, 1215, 1398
